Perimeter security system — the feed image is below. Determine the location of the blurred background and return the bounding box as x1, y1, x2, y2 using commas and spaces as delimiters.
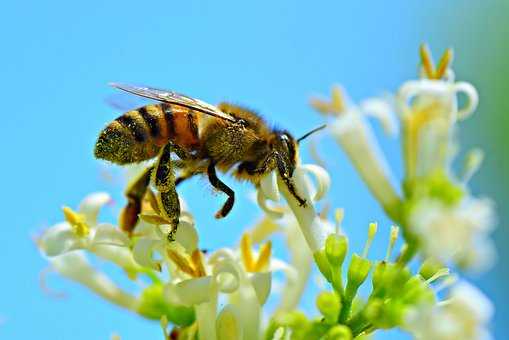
1, 0, 507, 339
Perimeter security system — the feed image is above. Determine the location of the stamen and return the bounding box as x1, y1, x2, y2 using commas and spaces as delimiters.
331, 85, 346, 113
435, 274, 458, 293
334, 208, 344, 234
253, 241, 272, 272
160, 315, 169, 340
62, 206, 89, 237
362, 222, 378, 258
167, 249, 196, 277
310, 85, 346, 116
462, 148, 484, 183
191, 249, 207, 277
139, 213, 169, 225
435, 48, 453, 79
420, 44, 435, 79
385, 225, 399, 262
426, 268, 451, 284
240, 233, 255, 272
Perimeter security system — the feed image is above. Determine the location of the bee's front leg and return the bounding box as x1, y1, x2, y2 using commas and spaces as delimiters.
274, 152, 308, 207
207, 161, 235, 218
120, 165, 153, 234
152, 142, 180, 242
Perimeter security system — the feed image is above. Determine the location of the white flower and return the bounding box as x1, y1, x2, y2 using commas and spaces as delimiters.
396, 78, 478, 179
409, 197, 496, 271
256, 161, 332, 253
405, 281, 494, 340
311, 86, 401, 218
131, 212, 197, 272
164, 230, 295, 340
38, 192, 138, 273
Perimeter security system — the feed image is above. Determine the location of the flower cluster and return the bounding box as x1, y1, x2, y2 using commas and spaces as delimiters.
311, 45, 496, 272
37, 45, 496, 339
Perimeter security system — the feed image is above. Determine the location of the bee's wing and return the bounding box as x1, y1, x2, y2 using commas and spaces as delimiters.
109, 83, 237, 123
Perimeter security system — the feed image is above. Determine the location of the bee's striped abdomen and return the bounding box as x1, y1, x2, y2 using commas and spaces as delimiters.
95, 103, 201, 165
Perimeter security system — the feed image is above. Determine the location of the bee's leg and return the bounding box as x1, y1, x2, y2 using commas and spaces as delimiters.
152, 142, 180, 241
120, 165, 153, 235
207, 161, 235, 218
274, 152, 308, 207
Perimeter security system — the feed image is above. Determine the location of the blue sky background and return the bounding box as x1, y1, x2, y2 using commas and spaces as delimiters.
1, 1, 507, 339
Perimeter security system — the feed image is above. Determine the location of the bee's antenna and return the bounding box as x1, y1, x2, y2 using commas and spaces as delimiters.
297, 124, 327, 143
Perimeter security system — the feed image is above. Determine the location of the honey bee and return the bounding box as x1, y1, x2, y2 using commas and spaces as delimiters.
95, 83, 325, 240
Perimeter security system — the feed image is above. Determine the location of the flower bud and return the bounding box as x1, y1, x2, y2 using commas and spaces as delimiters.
326, 325, 352, 340
313, 249, 332, 282
316, 291, 341, 324
325, 234, 348, 267
137, 283, 195, 326
346, 254, 372, 296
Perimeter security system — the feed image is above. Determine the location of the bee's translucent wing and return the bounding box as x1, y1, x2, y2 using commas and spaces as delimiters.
109, 83, 237, 122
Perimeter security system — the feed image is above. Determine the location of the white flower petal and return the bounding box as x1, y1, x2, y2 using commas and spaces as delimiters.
78, 192, 111, 226
51, 252, 138, 310
329, 109, 400, 213
260, 171, 280, 202
248, 272, 272, 305
175, 219, 199, 254
360, 97, 398, 136
277, 172, 333, 252
451, 281, 494, 323
298, 164, 330, 202
212, 260, 241, 294
216, 305, 243, 340
39, 222, 84, 256
257, 189, 284, 219
132, 238, 162, 271
91, 223, 130, 247
173, 276, 214, 306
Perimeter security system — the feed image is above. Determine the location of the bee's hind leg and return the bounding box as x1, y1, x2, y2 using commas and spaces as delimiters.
120, 165, 153, 235
207, 161, 235, 218
153, 142, 181, 241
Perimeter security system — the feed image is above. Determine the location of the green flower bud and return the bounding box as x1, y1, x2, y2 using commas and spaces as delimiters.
314, 249, 332, 282
316, 291, 341, 324
326, 325, 352, 340
372, 261, 387, 291
401, 276, 435, 305
346, 254, 372, 297
137, 283, 195, 326
325, 234, 348, 267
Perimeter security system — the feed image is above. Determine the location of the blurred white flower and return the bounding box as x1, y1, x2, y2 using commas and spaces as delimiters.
409, 197, 496, 271
311, 86, 401, 219
405, 280, 494, 340
396, 78, 478, 179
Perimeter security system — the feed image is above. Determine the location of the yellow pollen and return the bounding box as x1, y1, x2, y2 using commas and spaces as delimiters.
62, 206, 89, 237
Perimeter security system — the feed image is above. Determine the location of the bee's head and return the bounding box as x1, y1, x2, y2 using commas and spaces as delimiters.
273, 130, 298, 165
